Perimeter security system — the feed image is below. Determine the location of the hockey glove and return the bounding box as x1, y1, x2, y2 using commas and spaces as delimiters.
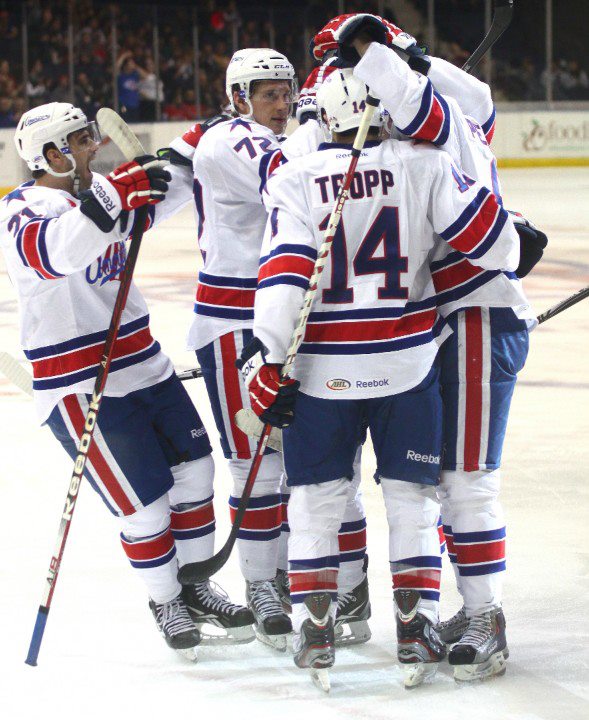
509, 211, 548, 278
312, 13, 417, 60
107, 155, 171, 211
296, 60, 338, 124
236, 337, 300, 429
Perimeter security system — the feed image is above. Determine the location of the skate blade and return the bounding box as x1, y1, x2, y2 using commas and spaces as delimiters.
176, 646, 198, 662
254, 627, 289, 652
402, 661, 439, 688
453, 651, 508, 682
334, 619, 371, 647
196, 623, 256, 646
310, 668, 330, 693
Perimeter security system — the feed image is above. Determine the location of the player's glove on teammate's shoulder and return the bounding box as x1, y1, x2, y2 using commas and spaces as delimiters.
509, 211, 548, 278
80, 155, 171, 232
237, 337, 300, 429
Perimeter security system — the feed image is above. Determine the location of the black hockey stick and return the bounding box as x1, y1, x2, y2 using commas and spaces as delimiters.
177, 367, 203, 381
462, 0, 514, 73
178, 95, 381, 585
536, 284, 589, 325
25, 110, 148, 667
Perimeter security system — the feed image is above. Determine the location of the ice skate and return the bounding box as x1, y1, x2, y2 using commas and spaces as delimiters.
246, 578, 292, 651
293, 592, 335, 693
449, 607, 509, 681
395, 589, 446, 688
275, 568, 292, 614
436, 605, 469, 645
335, 575, 372, 646
182, 580, 255, 645
149, 594, 201, 662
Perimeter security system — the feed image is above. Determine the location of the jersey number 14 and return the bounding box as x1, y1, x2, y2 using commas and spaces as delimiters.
319, 206, 409, 304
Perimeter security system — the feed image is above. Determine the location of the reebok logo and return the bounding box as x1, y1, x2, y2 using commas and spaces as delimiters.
356, 378, 389, 388
406, 449, 440, 464
191, 427, 207, 438
92, 179, 117, 215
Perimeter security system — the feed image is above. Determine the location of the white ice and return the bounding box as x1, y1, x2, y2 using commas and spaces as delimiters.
0, 168, 588, 719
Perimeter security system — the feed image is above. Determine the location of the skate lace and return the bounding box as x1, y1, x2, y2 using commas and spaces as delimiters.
437, 606, 466, 631
155, 597, 195, 637
457, 613, 492, 647
194, 580, 242, 616
336, 590, 356, 612
249, 580, 284, 620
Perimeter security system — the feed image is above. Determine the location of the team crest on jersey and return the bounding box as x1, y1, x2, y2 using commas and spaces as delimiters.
86, 241, 127, 286
326, 378, 351, 391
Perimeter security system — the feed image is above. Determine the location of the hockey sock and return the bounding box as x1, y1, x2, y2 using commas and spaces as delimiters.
381, 478, 442, 624
288, 478, 350, 633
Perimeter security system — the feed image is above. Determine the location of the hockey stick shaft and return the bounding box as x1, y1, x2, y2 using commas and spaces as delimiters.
536, 284, 589, 324
462, 0, 514, 73
178, 95, 380, 585
25, 112, 147, 667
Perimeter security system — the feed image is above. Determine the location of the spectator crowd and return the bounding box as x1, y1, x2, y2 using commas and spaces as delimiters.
0, 0, 587, 130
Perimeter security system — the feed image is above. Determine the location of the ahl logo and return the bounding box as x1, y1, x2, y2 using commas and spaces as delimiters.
326, 378, 351, 391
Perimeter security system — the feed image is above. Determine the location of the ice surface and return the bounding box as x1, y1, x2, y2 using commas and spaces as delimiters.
0, 168, 587, 719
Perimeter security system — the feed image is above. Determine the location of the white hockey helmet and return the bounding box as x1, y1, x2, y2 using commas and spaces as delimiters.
14, 102, 98, 178
225, 48, 297, 116
316, 68, 383, 136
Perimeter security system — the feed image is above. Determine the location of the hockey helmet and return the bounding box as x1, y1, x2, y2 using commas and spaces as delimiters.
225, 48, 297, 116
316, 68, 383, 136
14, 102, 99, 178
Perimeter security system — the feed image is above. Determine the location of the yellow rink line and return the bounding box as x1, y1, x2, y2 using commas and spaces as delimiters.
1, 157, 589, 198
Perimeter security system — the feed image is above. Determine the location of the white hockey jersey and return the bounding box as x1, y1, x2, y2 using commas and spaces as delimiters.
0, 166, 192, 423
354, 43, 533, 322
186, 117, 285, 351
255, 139, 519, 400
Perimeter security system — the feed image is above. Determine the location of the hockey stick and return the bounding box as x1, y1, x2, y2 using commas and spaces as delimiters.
462, 0, 514, 73
537, 284, 589, 325
178, 94, 381, 585
25, 109, 147, 667
177, 367, 203, 381
0, 351, 33, 396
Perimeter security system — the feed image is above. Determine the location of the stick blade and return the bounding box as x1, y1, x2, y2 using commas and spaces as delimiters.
96, 108, 145, 161
462, 1, 514, 72
178, 546, 232, 584
0, 352, 33, 396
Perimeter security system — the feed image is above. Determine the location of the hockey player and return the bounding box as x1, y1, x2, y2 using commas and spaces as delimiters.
238, 68, 521, 688
171, 48, 371, 648
312, 13, 548, 681
0, 102, 254, 659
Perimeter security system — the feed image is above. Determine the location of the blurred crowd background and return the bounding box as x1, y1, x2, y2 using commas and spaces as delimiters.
0, 0, 587, 128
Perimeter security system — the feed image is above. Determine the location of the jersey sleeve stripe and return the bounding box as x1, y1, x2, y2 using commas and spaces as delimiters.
257, 274, 310, 291
18, 218, 65, 279
258, 255, 315, 283
440, 187, 504, 254
396, 82, 450, 145
258, 149, 285, 193
198, 271, 258, 289
481, 107, 497, 144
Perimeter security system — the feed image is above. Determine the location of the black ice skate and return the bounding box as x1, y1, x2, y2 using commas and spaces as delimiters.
275, 568, 292, 614
436, 605, 469, 645
182, 580, 255, 645
246, 578, 292, 651
293, 592, 335, 693
149, 593, 201, 662
448, 607, 509, 681
395, 589, 446, 688
335, 575, 372, 646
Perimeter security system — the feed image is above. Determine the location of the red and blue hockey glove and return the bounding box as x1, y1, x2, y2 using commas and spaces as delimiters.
509, 211, 548, 278
237, 337, 300, 429
107, 155, 171, 211
296, 59, 338, 124
312, 13, 413, 59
